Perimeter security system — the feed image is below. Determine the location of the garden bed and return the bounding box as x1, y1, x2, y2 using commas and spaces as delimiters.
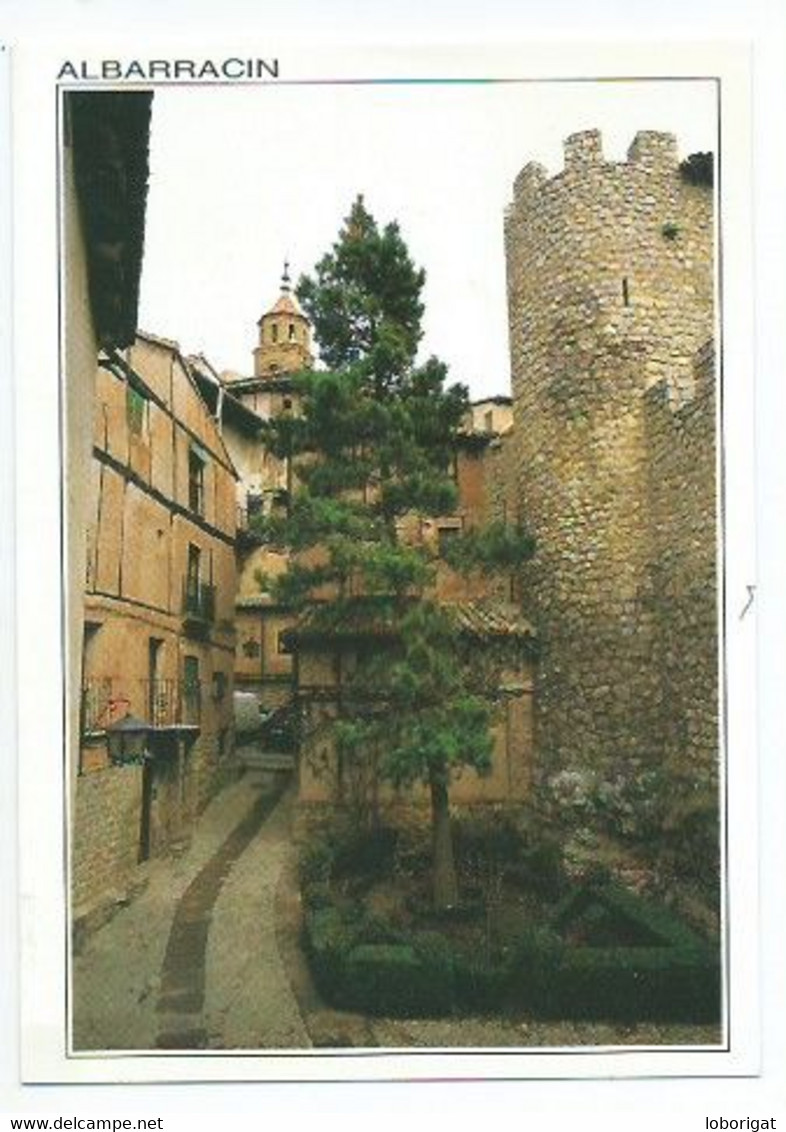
299, 817, 721, 1024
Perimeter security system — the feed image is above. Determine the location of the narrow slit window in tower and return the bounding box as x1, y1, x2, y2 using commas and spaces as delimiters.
622, 277, 630, 307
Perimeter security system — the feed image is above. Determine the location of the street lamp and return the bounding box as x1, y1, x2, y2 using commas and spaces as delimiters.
106, 713, 150, 765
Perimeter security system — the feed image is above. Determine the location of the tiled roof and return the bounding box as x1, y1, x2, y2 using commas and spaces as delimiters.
448, 600, 535, 639
69, 91, 152, 349
236, 594, 286, 610
269, 293, 304, 316
290, 598, 535, 644
187, 358, 263, 435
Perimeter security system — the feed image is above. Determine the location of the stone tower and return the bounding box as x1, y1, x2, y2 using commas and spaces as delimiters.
504, 129, 715, 788
253, 262, 314, 378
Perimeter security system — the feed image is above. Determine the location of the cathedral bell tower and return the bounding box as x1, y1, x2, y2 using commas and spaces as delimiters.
253, 262, 314, 378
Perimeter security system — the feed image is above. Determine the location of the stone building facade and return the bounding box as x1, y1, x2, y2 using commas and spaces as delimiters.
504, 129, 717, 813
63, 90, 152, 826
295, 602, 536, 821
74, 332, 238, 925
251, 262, 314, 381
219, 270, 314, 710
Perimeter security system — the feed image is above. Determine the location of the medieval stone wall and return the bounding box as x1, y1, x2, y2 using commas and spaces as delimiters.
504, 129, 715, 785
72, 764, 144, 924
643, 342, 718, 804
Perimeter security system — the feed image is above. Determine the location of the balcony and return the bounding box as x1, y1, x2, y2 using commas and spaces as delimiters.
143, 677, 202, 729
81, 676, 127, 735
182, 578, 216, 637
236, 493, 266, 547
80, 676, 202, 741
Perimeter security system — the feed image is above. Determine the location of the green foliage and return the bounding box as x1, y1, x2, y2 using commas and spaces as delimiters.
454, 812, 567, 901
524, 881, 720, 1020
679, 152, 714, 188
441, 520, 536, 576
296, 195, 426, 391
336, 601, 495, 791
331, 825, 399, 883
260, 198, 535, 904
514, 938, 720, 1023
344, 941, 455, 1016
299, 835, 335, 887
256, 493, 384, 552
304, 905, 362, 992
301, 877, 719, 1022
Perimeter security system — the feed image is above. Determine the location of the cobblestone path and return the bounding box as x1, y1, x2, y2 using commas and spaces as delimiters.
154, 785, 285, 1048
72, 765, 311, 1051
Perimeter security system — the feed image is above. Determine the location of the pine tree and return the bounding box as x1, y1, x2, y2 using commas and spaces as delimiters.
256, 196, 533, 909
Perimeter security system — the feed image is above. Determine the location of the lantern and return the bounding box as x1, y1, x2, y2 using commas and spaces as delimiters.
106, 713, 150, 765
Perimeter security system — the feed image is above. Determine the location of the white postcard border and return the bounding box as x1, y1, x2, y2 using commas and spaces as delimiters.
13, 39, 757, 1084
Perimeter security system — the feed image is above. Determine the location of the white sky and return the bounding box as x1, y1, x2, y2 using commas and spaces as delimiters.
138, 78, 717, 399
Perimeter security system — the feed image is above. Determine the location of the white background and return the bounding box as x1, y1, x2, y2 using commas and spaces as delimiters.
1, 0, 784, 1126
136, 78, 716, 398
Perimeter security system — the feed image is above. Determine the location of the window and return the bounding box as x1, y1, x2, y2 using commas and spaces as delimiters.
186, 544, 201, 607
277, 631, 292, 655
126, 384, 149, 435
212, 671, 227, 701
622, 277, 630, 307
288, 322, 296, 341
188, 447, 205, 515
271, 323, 279, 343
438, 525, 461, 556
183, 656, 201, 722
246, 492, 264, 520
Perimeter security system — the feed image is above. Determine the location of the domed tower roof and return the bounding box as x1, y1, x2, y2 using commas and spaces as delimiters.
269, 291, 302, 317
257, 261, 307, 322
253, 262, 314, 379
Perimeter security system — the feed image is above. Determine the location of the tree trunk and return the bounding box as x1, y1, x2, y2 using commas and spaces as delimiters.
430, 771, 458, 910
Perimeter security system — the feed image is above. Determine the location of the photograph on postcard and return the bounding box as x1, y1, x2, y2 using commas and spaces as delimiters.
61, 72, 725, 1056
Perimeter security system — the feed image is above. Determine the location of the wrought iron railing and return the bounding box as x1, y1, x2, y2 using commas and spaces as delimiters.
237, 494, 265, 535
182, 579, 216, 622
141, 677, 202, 727
80, 677, 127, 734
80, 676, 202, 737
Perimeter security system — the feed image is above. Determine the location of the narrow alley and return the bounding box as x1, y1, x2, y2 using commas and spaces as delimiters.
71, 752, 723, 1054
71, 756, 312, 1052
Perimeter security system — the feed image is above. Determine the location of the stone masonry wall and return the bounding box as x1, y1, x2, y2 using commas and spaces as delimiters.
72, 764, 144, 922
504, 130, 714, 783
644, 342, 718, 807
485, 431, 519, 528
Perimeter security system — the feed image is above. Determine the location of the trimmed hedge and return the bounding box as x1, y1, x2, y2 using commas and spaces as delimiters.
512, 882, 720, 1022
516, 941, 719, 1022
345, 939, 454, 1016
551, 881, 709, 950
303, 881, 720, 1023
306, 909, 455, 1017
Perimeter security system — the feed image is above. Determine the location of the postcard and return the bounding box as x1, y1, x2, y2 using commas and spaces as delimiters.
12, 40, 757, 1084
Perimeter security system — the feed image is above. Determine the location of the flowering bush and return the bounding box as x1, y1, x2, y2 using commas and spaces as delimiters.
544, 761, 665, 841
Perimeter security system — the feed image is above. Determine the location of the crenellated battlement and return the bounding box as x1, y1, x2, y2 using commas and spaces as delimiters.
504, 127, 717, 807
563, 128, 604, 169
626, 129, 679, 167
511, 161, 548, 208
505, 127, 714, 405
508, 129, 693, 215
